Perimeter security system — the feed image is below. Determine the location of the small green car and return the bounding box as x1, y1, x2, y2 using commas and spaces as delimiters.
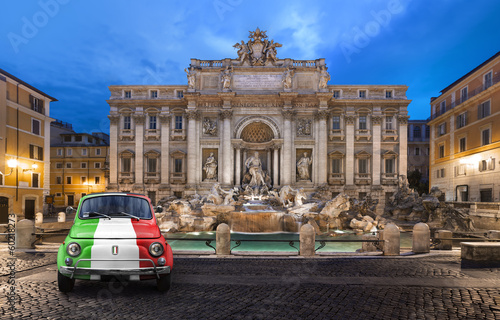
57, 193, 173, 292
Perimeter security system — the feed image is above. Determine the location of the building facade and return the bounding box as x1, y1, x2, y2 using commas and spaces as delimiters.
429, 50, 500, 202
107, 29, 410, 208
0, 68, 56, 222
50, 120, 109, 208
407, 119, 430, 182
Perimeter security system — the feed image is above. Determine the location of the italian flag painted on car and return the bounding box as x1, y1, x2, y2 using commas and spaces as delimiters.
65, 216, 162, 280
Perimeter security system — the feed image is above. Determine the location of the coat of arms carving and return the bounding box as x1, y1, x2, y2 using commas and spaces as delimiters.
233, 28, 282, 66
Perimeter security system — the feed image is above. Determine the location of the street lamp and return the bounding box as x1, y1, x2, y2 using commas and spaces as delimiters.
4, 159, 17, 176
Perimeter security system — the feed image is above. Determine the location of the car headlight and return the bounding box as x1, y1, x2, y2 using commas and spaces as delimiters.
149, 242, 164, 257
67, 242, 81, 257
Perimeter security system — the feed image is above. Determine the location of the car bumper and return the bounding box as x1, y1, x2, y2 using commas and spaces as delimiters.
59, 258, 170, 279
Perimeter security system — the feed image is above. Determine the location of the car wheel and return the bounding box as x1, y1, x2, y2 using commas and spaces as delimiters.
156, 273, 172, 292
57, 270, 75, 292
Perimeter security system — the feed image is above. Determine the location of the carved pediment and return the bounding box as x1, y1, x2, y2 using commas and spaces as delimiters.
355, 150, 371, 158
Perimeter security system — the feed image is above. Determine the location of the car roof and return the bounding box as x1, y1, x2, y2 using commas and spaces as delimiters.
82, 192, 149, 200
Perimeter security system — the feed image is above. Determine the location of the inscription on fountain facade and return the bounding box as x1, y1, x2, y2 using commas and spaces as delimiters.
232, 74, 282, 90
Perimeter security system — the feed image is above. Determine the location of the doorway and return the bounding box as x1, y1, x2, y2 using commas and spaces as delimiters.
25, 199, 35, 219
0, 197, 8, 224
67, 195, 74, 206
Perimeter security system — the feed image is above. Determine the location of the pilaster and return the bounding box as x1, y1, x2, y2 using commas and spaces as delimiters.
159, 114, 171, 187
108, 114, 120, 188
398, 115, 409, 178
372, 115, 382, 185
345, 114, 355, 185
133, 114, 145, 187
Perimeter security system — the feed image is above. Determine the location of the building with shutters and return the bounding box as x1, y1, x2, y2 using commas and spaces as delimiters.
50, 120, 110, 208
106, 29, 410, 209
428, 50, 500, 202
0, 68, 56, 221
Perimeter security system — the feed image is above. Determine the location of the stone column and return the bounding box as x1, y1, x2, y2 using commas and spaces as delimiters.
282, 110, 295, 186
316, 110, 329, 185
345, 115, 356, 185
235, 145, 241, 187
398, 116, 409, 178
133, 114, 145, 186
273, 146, 279, 186
220, 110, 233, 187
108, 115, 120, 189
159, 114, 171, 186
186, 110, 199, 186
372, 115, 382, 185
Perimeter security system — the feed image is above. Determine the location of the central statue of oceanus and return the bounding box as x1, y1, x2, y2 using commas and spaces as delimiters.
241, 151, 272, 192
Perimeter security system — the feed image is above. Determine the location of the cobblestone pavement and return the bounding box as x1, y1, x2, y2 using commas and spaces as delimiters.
1, 252, 500, 319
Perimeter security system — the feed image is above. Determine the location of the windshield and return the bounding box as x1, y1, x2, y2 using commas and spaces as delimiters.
79, 195, 152, 219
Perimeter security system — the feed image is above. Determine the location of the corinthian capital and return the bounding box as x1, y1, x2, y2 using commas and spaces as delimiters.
108, 114, 120, 125
281, 109, 296, 119
159, 114, 172, 122
314, 110, 329, 120
132, 114, 146, 122
219, 109, 233, 120
371, 115, 383, 125
345, 115, 356, 125
397, 115, 410, 125
186, 110, 200, 120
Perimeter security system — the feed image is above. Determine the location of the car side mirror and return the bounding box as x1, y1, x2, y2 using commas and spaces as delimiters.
154, 206, 163, 213
66, 206, 75, 215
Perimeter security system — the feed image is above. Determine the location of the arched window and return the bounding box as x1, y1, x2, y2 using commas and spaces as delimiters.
413, 126, 421, 138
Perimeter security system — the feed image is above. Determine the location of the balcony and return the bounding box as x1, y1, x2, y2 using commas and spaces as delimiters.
355, 173, 371, 185
382, 129, 398, 141
430, 73, 500, 120
171, 129, 186, 141
144, 172, 160, 184
145, 129, 160, 141
355, 129, 371, 141
119, 172, 135, 184
119, 129, 135, 141
328, 173, 345, 185
382, 173, 398, 185
170, 172, 186, 184
329, 129, 345, 141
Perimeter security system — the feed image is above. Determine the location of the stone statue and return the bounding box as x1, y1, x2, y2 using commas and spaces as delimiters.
185, 67, 196, 89
244, 151, 266, 188
318, 66, 330, 89
203, 118, 217, 136
233, 28, 283, 66
282, 68, 294, 89
297, 152, 312, 180
203, 153, 218, 180
233, 40, 250, 64
264, 39, 282, 64
221, 66, 232, 90
294, 188, 307, 207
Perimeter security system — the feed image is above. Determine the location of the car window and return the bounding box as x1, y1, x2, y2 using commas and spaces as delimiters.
79, 196, 152, 219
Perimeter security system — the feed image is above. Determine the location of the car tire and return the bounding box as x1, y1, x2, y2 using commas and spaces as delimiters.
156, 272, 172, 292
58, 270, 75, 292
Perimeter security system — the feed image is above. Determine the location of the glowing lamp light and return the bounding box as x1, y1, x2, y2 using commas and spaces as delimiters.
7, 159, 18, 168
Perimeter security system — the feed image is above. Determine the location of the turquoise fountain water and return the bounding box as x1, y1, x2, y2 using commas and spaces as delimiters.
166, 231, 413, 253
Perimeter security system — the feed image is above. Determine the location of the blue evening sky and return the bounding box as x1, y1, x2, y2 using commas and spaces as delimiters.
1, 0, 499, 134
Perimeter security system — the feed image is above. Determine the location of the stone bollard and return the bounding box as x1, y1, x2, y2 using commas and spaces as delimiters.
15, 219, 36, 249
488, 230, 500, 239
435, 230, 452, 250
300, 224, 315, 256
35, 212, 43, 226
216, 223, 230, 255
362, 234, 379, 252
382, 223, 400, 256
412, 223, 430, 254
58, 212, 66, 223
